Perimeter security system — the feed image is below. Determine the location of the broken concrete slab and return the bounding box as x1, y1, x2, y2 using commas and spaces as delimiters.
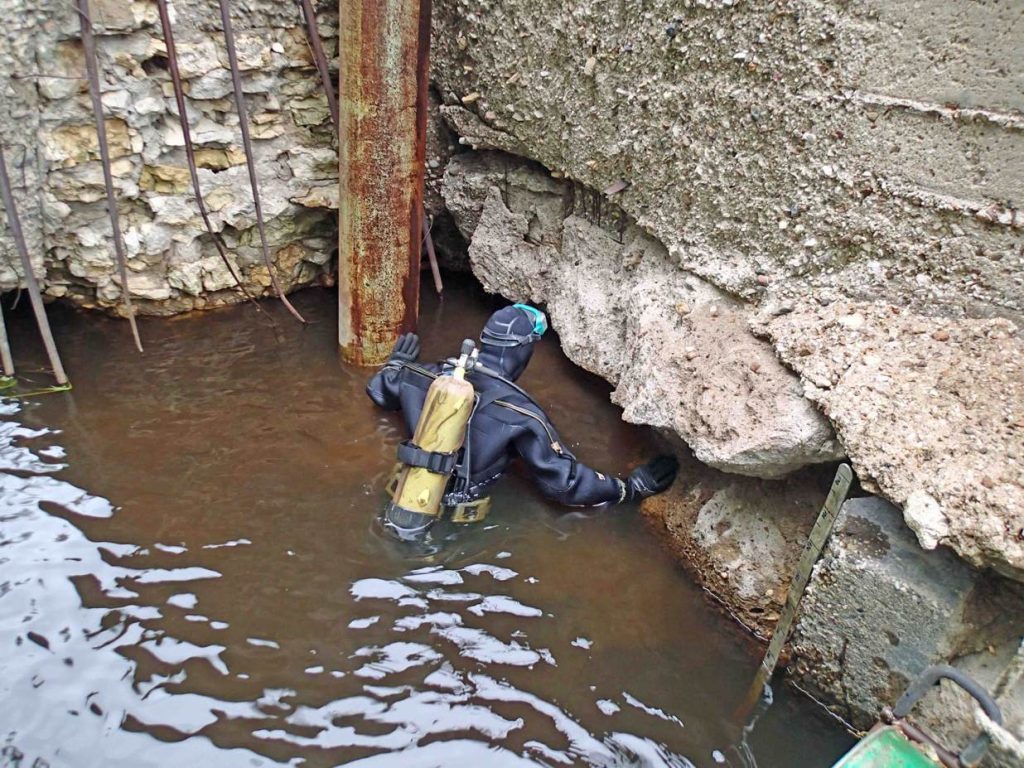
447, 153, 844, 477
755, 301, 1024, 581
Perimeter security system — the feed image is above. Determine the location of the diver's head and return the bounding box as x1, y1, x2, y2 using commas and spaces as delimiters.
479, 303, 548, 382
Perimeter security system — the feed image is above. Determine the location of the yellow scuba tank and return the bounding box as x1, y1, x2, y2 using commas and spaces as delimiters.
388, 340, 477, 521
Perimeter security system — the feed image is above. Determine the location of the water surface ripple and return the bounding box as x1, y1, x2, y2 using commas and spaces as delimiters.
0, 283, 852, 767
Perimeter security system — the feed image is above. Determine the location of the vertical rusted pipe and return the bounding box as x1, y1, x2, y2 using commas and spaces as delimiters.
338, 0, 432, 365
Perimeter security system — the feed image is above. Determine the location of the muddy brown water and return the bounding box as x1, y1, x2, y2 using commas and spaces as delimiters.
0, 278, 853, 767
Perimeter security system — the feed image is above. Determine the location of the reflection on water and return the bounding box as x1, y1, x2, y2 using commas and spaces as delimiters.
0, 279, 852, 767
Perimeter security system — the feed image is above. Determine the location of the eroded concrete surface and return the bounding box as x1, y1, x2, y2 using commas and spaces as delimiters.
429, 0, 1023, 579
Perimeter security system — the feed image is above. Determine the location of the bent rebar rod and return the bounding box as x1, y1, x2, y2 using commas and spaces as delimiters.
0, 146, 69, 385
0, 299, 13, 377
423, 211, 443, 295
217, 0, 307, 324
75, 0, 143, 351
296, 0, 338, 128
154, 0, 266, 315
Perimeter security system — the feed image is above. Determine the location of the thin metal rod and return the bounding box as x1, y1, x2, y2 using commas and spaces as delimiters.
75, 0, 143, 352
154, 0, 267, 317
0, 146, 69, 385
296, 0, 338, 128
733, 464, 853, 722
218, 0, 306, 324
423, 211, 443, 295
0, 300, 14, 377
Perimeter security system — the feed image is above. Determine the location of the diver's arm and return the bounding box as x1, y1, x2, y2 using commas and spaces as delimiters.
366, 364, 404, 410
513, 422, 625, 507
366, 333, 421, 411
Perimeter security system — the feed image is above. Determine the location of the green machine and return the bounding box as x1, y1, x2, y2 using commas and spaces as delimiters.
833, 665, 1003, 768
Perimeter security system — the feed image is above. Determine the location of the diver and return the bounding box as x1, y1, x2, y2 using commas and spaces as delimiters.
367, 304, 679, 538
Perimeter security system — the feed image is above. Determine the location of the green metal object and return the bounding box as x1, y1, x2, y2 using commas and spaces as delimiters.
832, 665, 1002, 768
832, 726, 940, 768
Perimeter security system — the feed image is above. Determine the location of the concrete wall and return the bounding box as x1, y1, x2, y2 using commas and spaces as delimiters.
429, 0, 1022, 318
429, 0, 1024, 579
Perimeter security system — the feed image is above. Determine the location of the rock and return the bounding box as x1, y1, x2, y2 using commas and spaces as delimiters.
123, 269, 171, 301
175, 40, 221, 78
139, 165, 190, 195
289, 97, 330, 127
641, 464, 835, 635
287, 147, 339, 181
167, 259, 204, 296
756, 301, 1024, 580
42, 120, 133, 167
201, 255, 238, 293
192, 148, 247, 171
290, 185, 338, 210
187, 69, 234, 101
450, 155, 843, 477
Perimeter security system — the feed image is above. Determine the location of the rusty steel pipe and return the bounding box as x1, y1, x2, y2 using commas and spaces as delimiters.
337, 0, 432, 365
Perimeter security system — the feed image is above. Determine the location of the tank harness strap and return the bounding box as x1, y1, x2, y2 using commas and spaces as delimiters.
396, 440, 458, 475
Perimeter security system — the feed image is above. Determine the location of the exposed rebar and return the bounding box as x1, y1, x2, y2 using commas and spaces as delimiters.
217, 0, 307, 324
296, 0, 338, 128
0, 146, 69, 385
75, 0, 143, 352
154, 0, 268, 318
423, 212, 443, 295
0, 300, 13, 377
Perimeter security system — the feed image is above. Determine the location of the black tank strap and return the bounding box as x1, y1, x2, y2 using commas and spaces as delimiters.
397, 440, 458, 475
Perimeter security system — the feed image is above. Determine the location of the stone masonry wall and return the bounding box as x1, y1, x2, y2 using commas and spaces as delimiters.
0, 0, 339, 314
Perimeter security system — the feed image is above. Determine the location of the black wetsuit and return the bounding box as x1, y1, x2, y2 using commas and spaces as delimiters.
366, 349, 624, 507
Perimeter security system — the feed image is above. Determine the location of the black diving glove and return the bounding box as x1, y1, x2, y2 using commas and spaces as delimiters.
389, 332, 420, 363
623, 455, 679, 502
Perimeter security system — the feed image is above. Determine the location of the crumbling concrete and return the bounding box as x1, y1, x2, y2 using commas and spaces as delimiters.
443, 151, 843, 477
645, 482, 1024, 766
641, 463, 831, 636
430, 0, 1024, 592
430, 0, 1022, 318
754, 301, 1024, 580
